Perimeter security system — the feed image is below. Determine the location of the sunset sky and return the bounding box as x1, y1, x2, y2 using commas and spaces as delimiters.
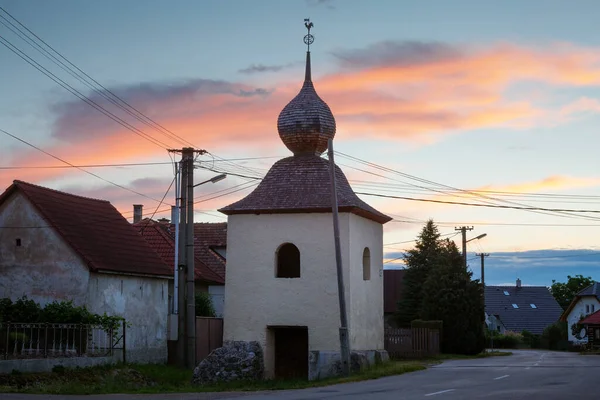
1, 0, 599, 286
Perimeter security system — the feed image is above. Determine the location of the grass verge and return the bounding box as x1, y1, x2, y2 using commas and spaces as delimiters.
0, 361, 426, 395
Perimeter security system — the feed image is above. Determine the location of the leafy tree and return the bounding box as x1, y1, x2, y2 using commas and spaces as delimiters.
395, 220, 442, 326
420, 239, 485, 355
195, 292, 216, 317
550, 275, 594, 310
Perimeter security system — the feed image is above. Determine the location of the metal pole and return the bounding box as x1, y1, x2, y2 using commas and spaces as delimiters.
173, 162, 180, 315
177, 154, 188, 368
327, 138, 350, 377
185, 148, 196, 369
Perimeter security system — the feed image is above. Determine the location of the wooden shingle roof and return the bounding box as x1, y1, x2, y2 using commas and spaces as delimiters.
219, 155, 391, 224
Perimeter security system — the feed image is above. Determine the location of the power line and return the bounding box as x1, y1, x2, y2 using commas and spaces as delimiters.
490, 252, 600, 259
0, 127, 169, 205
0, 34, 170, 149
0, 162, 172, 169
0, 7, 191, 148
356, 191, 600, 214
139, 176, 176, 234
336, 151, 600, 222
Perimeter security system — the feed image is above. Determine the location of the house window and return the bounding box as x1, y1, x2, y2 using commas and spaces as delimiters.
15, 238, 21, 246
276, 243, 300, 278
586, 305, 590, 313
362, 247, 371, 281
512, 304, 519, 309
503, 291, 510, 296
596, 328, 600, 340
592, 304, 596, 313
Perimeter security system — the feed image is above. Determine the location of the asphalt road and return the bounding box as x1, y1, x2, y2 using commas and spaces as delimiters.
4, 350, 600, 400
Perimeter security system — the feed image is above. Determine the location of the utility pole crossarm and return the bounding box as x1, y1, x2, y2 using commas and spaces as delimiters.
455, 226, 473, 269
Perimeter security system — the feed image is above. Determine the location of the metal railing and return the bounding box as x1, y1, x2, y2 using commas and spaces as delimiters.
0, 322, 118, 360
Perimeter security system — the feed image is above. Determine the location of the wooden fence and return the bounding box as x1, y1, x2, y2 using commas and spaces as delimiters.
384, 327, 440, 359
195, 317, 223, 364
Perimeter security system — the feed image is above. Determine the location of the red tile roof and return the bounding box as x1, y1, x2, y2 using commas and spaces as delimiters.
580, 309, 600, 325
192, 223, 227, 279
219, 155, 391, 224
0, 180, 172, 278
134, 220, 224, 285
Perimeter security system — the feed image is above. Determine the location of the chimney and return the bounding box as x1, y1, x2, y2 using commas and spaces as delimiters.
133, 204, 143, 223
171, 206, 178, 224
516, 278, 522, 288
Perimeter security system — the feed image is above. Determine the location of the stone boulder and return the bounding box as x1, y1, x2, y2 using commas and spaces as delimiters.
191, 341, 264, 385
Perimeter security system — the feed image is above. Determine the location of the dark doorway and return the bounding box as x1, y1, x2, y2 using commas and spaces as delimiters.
272, 326, 308, 380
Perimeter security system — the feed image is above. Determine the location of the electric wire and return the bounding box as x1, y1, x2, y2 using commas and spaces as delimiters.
0, 34, 170, 149
0, 127, 170, 204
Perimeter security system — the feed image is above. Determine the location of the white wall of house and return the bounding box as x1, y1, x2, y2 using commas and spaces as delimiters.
223, 212, 384, 378
566, 297, 600, 343
0, 191, 168, 363
209, 285, 225, 317
0, 192, 90, 306
86, 273, 168, 363
347, 213, 384, 351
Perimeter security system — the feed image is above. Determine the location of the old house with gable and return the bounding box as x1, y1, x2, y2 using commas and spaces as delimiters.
560, 282, 600, 343
0, 180, 172, 363
218, 25, 391, 380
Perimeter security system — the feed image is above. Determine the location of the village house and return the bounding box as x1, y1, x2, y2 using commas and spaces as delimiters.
0, 180, 172, 363
485, 279, 563, 335
132, 215, 225, 316
560, 282, 600, 343
218, 30, 391, 380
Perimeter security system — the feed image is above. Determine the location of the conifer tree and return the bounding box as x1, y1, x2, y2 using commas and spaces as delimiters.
395, 220, 442, 326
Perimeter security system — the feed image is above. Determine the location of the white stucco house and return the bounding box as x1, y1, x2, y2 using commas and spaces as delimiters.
0, 180, 172, 363
560, 282, 600, 343
219, 33, 391, 380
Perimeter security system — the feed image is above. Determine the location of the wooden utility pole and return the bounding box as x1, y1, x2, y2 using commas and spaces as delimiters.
475, 253, 489, 287
170, 147, 205, 369
184, 148, 196, 369
176, 152, 188, 368
455, 226, 473, 268
327, 138, 350, 377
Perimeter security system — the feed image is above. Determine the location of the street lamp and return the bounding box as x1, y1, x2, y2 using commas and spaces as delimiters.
194, 173, 227, 187
466, 233, 487, 243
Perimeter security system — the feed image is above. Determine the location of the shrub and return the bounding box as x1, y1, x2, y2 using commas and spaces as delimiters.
0, 296, 123, 333
485, 330, 523, 348
541, 321, 568, 351
521, 330, 542, 348
411, 320, 443, 330
195, 292, 216, 317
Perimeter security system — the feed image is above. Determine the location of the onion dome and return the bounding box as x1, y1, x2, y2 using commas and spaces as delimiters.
277, 51, 336, 156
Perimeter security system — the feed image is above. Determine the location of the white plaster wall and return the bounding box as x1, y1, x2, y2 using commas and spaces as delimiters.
0, 192, 90, 307
86, 273, 168, 363
223, 213, 353, 376
566, 297, 600, 343
347, 214, 384, 351
209, 285, 225, 317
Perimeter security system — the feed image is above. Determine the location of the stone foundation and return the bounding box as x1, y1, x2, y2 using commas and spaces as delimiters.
308, 349, 388, 381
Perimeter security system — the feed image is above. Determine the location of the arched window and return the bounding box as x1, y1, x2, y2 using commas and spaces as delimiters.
276, 243, 300, 278
362, 247, 371, 281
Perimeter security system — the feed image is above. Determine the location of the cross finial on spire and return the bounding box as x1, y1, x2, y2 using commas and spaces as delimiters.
304, 18, 314, 51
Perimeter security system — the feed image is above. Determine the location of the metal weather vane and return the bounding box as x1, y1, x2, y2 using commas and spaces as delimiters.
304, 18, 314, 51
